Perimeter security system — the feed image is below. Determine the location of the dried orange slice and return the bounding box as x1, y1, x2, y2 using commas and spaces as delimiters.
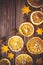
8, 36, 24, 52
19, 22, 34, 37
0, 58, 11, 65
16, 54, 33, 65
30, 11, 43, 25
26, 37, 43, 54
27, 0, 43, 8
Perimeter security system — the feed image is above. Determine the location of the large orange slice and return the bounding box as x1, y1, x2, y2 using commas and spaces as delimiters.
26, 37, 43, 54
8, 36, 24, 52
19, 22, 34, 37
0, 58, 11, 65
16, 54, 33, 65
30, 11, 43, 25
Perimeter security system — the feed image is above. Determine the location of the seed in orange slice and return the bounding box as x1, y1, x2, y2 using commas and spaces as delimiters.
19, 22, 34, 37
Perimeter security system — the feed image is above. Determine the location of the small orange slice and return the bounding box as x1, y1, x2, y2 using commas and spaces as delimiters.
30, 11, 43, 25
27, 0, 43, 8
26, 37, 43, 54
8, 36, 24, 52
19, 22, 34, 37
16, 54, 33, 65
0, 58, 11, 65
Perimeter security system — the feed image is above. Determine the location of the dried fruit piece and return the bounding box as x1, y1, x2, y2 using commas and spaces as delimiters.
8, 36, 24, 52
26, 37, 43, 54
16, 54, 33, 65
0, 58, 11, 65
19, 22, 34, 37
31, 11, 43, 25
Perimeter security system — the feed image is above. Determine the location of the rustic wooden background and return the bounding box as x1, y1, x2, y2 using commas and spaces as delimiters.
0, 0, 43, 65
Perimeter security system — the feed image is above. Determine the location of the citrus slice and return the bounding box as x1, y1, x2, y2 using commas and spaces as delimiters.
8, 36, 24, 52
27, 0, 43, 8
16, 54, 33, 65
0, 58, 11, 65
19, 22, 34, 37
30, 11, 43, 25
26, 37, 43, 54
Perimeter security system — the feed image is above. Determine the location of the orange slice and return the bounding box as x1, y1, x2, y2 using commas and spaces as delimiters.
30, 11, 43, 25
26, 37, 43, 54
19, 22, 34, 37
0, 58, 11, 65
16, 54, 33, 65
27, 0, 43, 8
8, 36, 24, 52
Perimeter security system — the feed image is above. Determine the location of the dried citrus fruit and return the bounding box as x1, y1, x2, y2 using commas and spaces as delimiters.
0, 58, 11, 65
19, 22, 34, 37
27, 0, 43, 8
16, 54, 33, 65
31, 11, 43, 25
8, 36, 24, 52
26, 37, 43, 54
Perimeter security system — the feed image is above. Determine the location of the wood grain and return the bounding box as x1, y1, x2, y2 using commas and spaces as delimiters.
0, 0, 43, 65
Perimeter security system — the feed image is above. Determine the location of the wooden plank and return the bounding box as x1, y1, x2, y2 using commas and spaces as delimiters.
16, 0, 25, 28
0, 0, 15, 65
0, 0, 15, 38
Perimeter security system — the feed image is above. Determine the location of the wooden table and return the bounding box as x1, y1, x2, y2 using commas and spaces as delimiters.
0, 0, 43, 65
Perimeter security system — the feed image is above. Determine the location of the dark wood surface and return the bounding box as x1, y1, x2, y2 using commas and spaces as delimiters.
0, 0, 43, 65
